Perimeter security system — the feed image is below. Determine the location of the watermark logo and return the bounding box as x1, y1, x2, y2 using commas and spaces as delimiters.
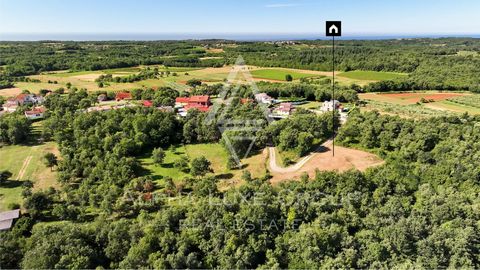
205, 56, 272, 167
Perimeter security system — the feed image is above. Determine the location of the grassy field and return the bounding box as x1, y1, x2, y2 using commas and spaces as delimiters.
250, 69, 320, 81
0, 142, 58, 211
139, 143, 267, 189
0, 121, 59, 211
338, 70, 408, 81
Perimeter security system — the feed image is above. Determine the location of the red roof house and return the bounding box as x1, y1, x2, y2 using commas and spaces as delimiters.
115, 92, 132, 101
142, 100, 154, 107
175, 95, 211, 115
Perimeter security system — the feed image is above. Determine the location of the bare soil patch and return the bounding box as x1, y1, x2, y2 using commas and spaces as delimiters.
0, 87, 22, 97
269, 141, 383, 184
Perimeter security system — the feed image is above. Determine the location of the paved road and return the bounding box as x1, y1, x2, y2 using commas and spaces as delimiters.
268, 139, 333, 173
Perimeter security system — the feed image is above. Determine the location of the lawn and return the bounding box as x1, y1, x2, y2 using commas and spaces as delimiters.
251, 69, 320, 81
338, 70, 408, 81
139, 143, 267, 188
0, 141, 59, 211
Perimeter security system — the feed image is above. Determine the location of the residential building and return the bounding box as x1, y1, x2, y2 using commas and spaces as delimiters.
175, 95, 211, 116
6, 94, 44, 106
320, 100, 341, 112
0, 209, 20, 231
115, 92, 132, 101
24, 107, 46, 120
97, 94, 107, 102
254, 93, 274, 104
272, 102, 293, 117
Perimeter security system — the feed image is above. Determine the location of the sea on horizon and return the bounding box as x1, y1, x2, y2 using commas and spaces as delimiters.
1, 32, 480, 41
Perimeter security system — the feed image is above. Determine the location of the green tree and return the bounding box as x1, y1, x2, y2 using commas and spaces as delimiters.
0, 170, 13, 184
152, 147, 166, 165
285, 74, 293, 81
190, 156, 213, 177
43, 153, 58, 171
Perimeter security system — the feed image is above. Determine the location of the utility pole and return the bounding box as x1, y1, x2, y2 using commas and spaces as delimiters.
326, 21, 341, 157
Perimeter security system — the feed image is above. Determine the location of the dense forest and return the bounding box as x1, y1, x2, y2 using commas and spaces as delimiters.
1, 88, 479, 268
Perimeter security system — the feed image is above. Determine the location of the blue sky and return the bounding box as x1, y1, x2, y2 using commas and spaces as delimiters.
1, 0, 479, 35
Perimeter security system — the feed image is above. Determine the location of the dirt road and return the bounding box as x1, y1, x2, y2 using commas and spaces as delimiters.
268, 139, 333, 173
17, 156, 32, 180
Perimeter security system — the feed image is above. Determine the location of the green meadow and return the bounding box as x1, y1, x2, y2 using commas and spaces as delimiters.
338, 70, 408, 81
250, 69, 321, 81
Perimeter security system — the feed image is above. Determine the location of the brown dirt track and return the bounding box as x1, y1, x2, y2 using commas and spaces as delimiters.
269, 141, 383, 184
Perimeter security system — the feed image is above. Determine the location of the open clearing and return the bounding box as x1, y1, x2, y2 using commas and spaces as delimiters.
139, 143, 267, 189
268, 140, 383, 184
338, 70, 408, 81
360, 91, 469, 105
359, 91, 480, 115
0, 141, 59, 211
250, 68, 322, 81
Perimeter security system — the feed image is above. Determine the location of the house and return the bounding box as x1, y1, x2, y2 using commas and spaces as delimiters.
115, 92, 132, 101
254, 93, 274, 104
0, 209, 20, 231
320, 100, 341, 112
24, 107, 46, 120
272, 102, 293, 117
6, 94, 44, 106
3, 103, 18, 112
97, 94, 107, 102
175, 95, 211, 115
142, 100, 154, 107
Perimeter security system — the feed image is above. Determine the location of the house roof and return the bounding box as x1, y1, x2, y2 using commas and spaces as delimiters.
0, 209, 20, 221
0, 209, 20, 231
25, 107, 46, 115
254, 93, 272, 99
115, 92, 132, 100
189, 95, 210, 103
175, 97, 190, 103
276, 103, 293, 112
16, 94, 28, 101
143, 100, 153, 107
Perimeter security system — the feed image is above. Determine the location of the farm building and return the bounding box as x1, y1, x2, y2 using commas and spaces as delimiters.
0, 209, 20, 231
24, 107, 46, 120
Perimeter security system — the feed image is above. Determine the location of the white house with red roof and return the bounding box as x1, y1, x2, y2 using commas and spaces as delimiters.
272, 102, 293, 117
175, 95, 211, 116
24, 107, 46, 120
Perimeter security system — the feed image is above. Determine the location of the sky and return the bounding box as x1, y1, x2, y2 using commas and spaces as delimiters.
1, 0, 480, 39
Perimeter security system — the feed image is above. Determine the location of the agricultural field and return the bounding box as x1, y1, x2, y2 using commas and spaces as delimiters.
359, 91, 480, 116
250, 68, 321, 81
338, 70, 408, 81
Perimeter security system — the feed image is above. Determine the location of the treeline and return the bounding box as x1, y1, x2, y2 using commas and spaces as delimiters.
225, 38, 480, 91
256, 81, 359, 103
0, 41, 225, 76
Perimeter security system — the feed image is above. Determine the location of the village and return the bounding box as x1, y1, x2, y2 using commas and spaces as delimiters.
0, 90, 348, 123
